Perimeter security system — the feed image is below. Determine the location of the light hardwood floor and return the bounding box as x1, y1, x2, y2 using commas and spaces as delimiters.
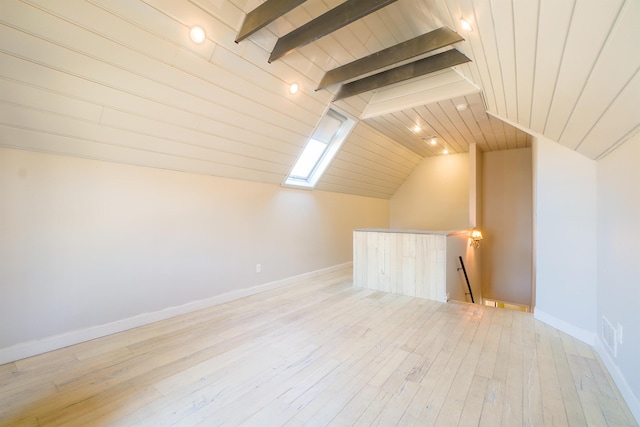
0, 267, 637, 426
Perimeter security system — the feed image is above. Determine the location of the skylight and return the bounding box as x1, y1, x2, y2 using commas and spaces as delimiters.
284, 108, 356, 189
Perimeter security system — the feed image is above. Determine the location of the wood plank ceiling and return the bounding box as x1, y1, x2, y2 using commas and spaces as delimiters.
0, 0, 638, 199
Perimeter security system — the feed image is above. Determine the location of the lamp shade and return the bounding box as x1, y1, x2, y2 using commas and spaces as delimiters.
470, 230, 483, 240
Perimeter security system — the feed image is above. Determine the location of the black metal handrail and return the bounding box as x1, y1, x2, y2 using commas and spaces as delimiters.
458, 256, 475, 303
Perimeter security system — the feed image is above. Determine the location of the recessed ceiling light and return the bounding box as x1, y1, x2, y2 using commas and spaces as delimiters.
456, 103, 468, 111
460, 19, 473, 32
412, 125, 421, 133
289, 82, 300, 95
430, 137, 437, 146
190, 26, 206, 44
443, 148, 449, 155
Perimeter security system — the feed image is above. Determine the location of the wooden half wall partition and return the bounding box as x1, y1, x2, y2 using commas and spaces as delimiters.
353, 229, 447, 302
353, 229, 482, 304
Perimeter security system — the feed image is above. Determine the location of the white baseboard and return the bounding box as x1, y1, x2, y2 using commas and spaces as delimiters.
533, 309, 596, 345
0, 263, 352, 365
594, 338, 640, 424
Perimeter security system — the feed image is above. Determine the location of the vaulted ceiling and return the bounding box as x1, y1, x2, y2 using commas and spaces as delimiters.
0, 0, 638, 199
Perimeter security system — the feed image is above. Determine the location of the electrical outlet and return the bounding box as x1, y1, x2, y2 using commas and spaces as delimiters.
617, 323, 623, 344
256, 264, 261, 273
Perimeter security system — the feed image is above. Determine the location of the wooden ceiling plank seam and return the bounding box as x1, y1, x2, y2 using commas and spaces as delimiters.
98, 107, 298, 162
539, 0, 578, 135
429, 102, 471, 153
471, 0, 508, 118
489, 0, 519, 123
450, 0, 497, 113
363, 116, 431, 156
358, 118, 423, 155
315, 182, 394, 199
440, 98, 478, 148
354, 125, 425, 165
2, 4, 319, 135
322, 177, 399, 197
529, 0, 577, 134
502, 117, 517, 150
453, 94, 486, 149
317, 27, 464, 90
490, 115, 510, 150
363, 115, 415, 144
346, 130, 423, 166
322, 166, 406, 190
328, 156, 415, 183
466, 0, 500, 115
0, 119, 290, 179
324, 170, 408, 191
432, 0, 483, 89
342, 140, 421, 175
593, 124, 640, 161
137, 0, 244, 55
556, 0, 634, 148
423, 104, 466, 153
1, 126, 287, 185
268, 0, 398, 62
235, 0, 307, 42
400, 108, 440, 157
345, 138, 422, 171
376, 6, 410, 42
4, 45, 304, 148
542, 0, 625, 142
574, 65, 640, 154
0, 103, 293, 172
461, 94, 492, 150
408, 106, 446, 155
333, 152, 417, 179
326, 164, 409, 188
415, 105, 458, 153
0, 52, 306, 153
334, 49, 471, 100
489, 116, 510, 150
468, 104, 497, 151
513, 0, 540, 128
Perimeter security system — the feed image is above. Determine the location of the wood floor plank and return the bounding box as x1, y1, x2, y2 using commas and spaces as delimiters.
457, 375, 490, 427
522, 341, 544, 427
0, 266, 636, 426
548, 325, 589, 426
434, 307, 491, 426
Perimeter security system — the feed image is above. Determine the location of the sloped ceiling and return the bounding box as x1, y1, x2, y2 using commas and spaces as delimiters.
0, 0, 638, 199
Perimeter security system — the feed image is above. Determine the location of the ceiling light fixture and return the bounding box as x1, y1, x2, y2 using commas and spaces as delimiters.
460, 19, 473, 32
443, 148, 449, 155
190, 26, 206, 44
456, 103, 468, 111
412, 125, 421, 133
430, 137, 437, 145
289, 82, 300, 95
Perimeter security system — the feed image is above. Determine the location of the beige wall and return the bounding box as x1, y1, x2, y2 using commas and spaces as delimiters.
389, 153, 470, 231
482, 148, 533, 306
0, 147, 389, 354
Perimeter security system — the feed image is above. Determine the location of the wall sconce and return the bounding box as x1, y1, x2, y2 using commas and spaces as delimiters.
469, 229, 483, 248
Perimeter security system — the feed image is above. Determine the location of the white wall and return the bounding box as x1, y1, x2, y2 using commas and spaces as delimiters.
390, 153, 469, 230
532, 136, 597, 343
596, 133, 640, 419
482, 148, 532, 306
0, 148, 389, 361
